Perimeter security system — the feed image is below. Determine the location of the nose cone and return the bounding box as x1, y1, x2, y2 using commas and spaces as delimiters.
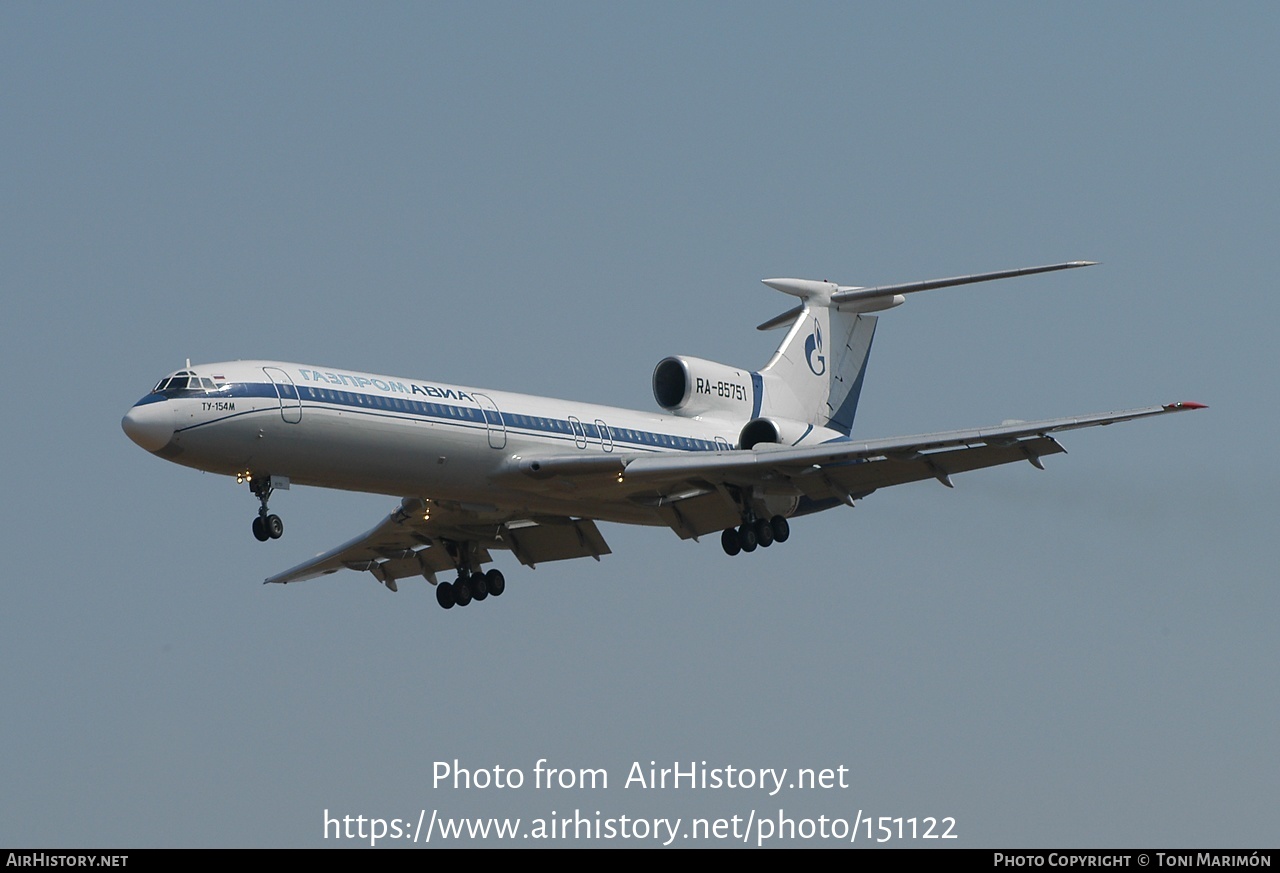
122, 399, 174, 452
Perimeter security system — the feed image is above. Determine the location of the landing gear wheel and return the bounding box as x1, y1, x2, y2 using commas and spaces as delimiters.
770, 515, 790, 543
436, 581, 455, 609
754, 517, 774, 548
454, 576, 473, 607
248, 477, 283, 541
721, 528, 741, 556
485, 569, 506, 597
470, 571, 489, 601
738, 523, 758, 553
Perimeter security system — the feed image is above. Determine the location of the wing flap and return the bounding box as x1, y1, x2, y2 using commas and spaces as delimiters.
652, 489, 742, 540
503, 518, 611, 567
265, 498, 611, 585
265, 511, 415, 585
803, 436, 1067, 498
614, 403, 1199, 486
361, 545, 487, 589
637, 437, 1066, 538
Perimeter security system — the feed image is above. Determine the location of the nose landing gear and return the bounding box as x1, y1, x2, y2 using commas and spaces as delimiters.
247, 476, 284, 542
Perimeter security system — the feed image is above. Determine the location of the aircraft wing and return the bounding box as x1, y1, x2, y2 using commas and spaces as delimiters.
268, 401, 1203, 584
507, 401, 1206, 539
264, 498, 610, 588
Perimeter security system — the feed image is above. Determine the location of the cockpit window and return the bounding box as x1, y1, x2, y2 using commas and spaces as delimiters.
153, 371, 197, 395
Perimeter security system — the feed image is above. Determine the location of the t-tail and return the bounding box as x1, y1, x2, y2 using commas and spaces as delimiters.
653, 261, 1095, 448
755, 280, 879, 438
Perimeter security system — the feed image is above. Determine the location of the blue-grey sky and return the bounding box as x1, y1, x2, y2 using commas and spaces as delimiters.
3, 3, 1273, 847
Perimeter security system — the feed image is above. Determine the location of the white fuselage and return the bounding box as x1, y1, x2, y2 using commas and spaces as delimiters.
122, 359, 808, 526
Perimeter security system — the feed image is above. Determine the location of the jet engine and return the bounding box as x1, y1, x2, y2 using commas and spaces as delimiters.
737, 416, 812, 449
652, 356, 754, 420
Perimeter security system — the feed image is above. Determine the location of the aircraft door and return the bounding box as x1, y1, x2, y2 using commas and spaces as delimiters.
472, 393, 506, 449
262, 367, 302, 424
568, 416, 587, 449
594, 419, 614, 453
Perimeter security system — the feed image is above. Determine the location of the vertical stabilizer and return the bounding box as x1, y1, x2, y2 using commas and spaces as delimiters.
826, 312, 877, 434
751, 262, 1096, 436
754, 279, 878, 436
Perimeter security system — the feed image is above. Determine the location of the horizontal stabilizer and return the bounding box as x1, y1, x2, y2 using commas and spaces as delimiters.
830, 261, 1096, 304
758, 261, 1096, 329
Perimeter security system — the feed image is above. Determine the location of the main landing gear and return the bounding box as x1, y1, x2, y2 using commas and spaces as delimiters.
720, 515, 790, 556
433, 540, 506, 610
435, 568, 506, 610
248, 476, 284, 542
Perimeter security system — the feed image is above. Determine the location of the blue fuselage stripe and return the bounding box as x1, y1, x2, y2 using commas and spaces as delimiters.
153, 383, 726, 452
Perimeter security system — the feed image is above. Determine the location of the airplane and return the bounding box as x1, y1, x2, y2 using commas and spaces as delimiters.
121, 261, 1204, 610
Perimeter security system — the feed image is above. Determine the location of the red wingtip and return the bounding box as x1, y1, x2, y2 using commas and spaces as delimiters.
1163, 401, 1208, 410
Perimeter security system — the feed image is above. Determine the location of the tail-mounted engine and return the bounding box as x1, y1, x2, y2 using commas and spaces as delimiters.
738, 416, 813, 449
653, 356, 754, 420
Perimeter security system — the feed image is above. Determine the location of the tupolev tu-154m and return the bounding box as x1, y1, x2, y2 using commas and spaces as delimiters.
121, 261, 1204, 610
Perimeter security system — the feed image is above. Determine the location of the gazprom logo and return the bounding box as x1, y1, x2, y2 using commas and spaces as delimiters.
805, 320, 826, 376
